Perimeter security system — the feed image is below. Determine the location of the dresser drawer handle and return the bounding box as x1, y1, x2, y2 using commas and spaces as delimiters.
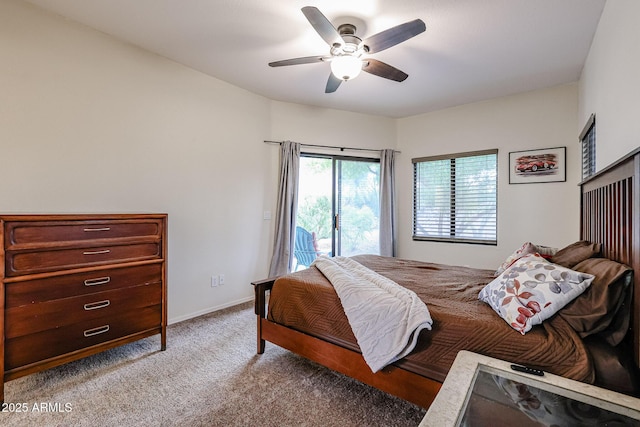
84, 276, 111, 287
84, 300, 110, 311
83, 227, 111, 232
83, 325, 110, 337
83, 249, 111, 255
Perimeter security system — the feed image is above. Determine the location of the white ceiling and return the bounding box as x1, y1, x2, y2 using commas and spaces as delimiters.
24, 0, 606, 118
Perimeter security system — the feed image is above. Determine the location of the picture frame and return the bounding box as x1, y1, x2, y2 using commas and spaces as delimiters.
509, 146, 566, 184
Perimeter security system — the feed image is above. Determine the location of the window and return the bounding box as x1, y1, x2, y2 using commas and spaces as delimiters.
413, 149, 497, 244
579, 114, 596, 180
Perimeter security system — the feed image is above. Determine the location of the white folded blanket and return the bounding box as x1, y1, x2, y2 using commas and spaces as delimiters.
312, 256, 433, 372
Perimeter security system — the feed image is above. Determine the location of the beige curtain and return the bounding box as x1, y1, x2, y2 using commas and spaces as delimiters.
268, 141, 301, 276
379, 149, 397, 257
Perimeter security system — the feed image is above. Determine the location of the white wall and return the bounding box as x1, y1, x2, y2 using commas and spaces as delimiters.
269, 101, 396, 153
0, 0, 274, 323
579, 0, 640, 170
396, 84, 581, 269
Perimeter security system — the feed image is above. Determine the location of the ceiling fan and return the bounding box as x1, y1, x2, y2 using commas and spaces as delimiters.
269, 6, 426, 93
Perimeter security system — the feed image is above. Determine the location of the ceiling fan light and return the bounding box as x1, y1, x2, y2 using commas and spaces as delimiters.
330, 55, 362, 81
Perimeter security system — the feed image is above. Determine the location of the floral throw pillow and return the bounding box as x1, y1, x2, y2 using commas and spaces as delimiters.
479, 254, 594, 335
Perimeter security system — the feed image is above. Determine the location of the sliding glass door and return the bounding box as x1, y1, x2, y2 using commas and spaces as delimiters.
336, 158, 381, 256
294, 155, 380, 269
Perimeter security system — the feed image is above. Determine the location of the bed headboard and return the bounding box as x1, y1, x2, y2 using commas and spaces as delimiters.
580, 148, 640, 369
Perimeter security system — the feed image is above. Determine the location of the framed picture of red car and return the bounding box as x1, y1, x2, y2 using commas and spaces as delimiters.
509, 146, 566, 184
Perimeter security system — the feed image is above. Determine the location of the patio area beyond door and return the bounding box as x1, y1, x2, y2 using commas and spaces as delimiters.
294, 155, 380, 269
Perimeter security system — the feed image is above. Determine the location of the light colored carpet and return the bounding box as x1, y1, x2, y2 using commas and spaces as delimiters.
2, 302, 426, 426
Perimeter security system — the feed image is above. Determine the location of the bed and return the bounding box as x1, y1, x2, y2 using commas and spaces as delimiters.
253, 148, 640, 409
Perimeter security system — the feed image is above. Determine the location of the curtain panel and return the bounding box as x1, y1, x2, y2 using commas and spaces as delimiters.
268, 141, 301, 276
379, 148, 397, 257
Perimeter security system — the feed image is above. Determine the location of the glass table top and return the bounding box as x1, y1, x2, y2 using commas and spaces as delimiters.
457, 365, 640, 427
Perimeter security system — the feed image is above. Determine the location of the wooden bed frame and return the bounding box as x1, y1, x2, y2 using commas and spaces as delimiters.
580, 148, 640, 369
253, 148, 640, 409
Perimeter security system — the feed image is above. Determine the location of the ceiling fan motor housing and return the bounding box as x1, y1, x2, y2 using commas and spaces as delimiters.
331, 23, 363, 54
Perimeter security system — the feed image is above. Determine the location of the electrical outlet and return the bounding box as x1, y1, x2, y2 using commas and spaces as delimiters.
219, 274, 225, 285
211, 276, 219, 287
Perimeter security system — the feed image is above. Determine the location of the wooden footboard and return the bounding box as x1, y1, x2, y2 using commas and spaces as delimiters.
252, 278, 442, 409
252, 277, 276, 354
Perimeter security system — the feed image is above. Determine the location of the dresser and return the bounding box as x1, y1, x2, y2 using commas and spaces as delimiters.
0, 214, 167, 402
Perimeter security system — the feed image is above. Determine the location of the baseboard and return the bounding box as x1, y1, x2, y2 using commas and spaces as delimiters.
168, 296, 254, 325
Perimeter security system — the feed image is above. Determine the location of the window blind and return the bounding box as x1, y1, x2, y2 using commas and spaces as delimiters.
413, 149, 497, 244
580, 115, 596, 180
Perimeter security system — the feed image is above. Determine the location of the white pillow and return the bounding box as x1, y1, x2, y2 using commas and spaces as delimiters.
479, 254, 594, 335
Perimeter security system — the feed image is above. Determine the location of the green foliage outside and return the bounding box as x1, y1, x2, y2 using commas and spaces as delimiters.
297, 195, 332, 239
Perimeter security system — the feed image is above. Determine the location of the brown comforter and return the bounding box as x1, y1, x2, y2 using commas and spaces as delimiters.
268, 255, 594, 383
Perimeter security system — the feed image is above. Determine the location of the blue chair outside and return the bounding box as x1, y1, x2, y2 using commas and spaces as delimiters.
294, 226, 319, 271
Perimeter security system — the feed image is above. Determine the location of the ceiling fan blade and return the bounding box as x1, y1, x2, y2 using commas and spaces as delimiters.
362, 59, 408, 82
361, 19, 426, 54
269, 56, 327, 67
325, 73, 342, 93
301, 6, 343, 47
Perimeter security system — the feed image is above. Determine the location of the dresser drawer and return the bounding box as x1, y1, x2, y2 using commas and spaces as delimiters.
5, 263, 162, 307
4, 219, 163, 248
4, 305, 162, 371
5, 282, 162, 339
5, 242, 161, 276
